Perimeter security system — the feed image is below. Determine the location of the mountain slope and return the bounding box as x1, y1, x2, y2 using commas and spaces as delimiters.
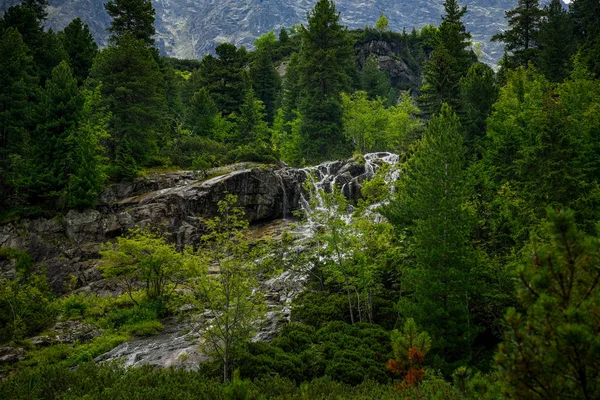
0, 0, 557, 63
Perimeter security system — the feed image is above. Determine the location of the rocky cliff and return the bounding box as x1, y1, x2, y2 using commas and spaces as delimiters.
0, 158, 374, 293
0, 0, 561, 65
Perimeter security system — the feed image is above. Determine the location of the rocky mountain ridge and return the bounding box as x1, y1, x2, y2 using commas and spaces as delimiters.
0, 0, 561, 64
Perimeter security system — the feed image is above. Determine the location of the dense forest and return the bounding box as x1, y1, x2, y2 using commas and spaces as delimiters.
0, 0, 600, 398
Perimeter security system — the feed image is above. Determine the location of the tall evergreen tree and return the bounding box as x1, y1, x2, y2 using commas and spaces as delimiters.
383, 104, 476, 373
536, 0, 576, 82
459, 62, 498, 153
570, 0, 600, 77
250, 42, 281, 125
0, 28, 36, 208
27, 61, 82, 205
60, 18, 99, 85
89, 32, 166, 179
186, 88, 218, 136
198, 43, 248, 117
419, 47, 462, 117
419, 0, 472, 117
360, 54, 391, 101
496, 208, 600, 399
492, 0, 543, 68
297, 0, 353, 163
21, 0, 48, 21
105, 0, 156, 46
64, 86, 108, 209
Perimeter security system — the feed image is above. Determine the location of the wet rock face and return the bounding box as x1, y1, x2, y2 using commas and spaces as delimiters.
0, 158, 376, 292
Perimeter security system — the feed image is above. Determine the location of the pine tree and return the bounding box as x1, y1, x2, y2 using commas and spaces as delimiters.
419, 0, 473, 117
438, 0, 473, 72
535, 0, 575, 82
279, 26, 289, 44
459, 62, 498, 153
0, 28, 36, 158
29, 61, 83, 205
21, 0, 48, 21
233, 89, 271, 146
360, 54, 391, 101
250, 42, 281, 125
64, 86, 108, 209
492, 0, 543, 68
88, 32, 166, 179
297, 0, 353, 163
198, 43, 248, 116
374, 13, 389, 33
496, 208, 600, 399
186, 88, 218, 136
60, 18, 99, 85
105, 0, 156, 46
570, 0, 600, 77
418, 47, 462, 117
383, 104, 476, 373
0, 28, 36, 208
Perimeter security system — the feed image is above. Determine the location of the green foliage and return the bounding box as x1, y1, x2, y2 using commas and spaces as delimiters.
250, 40, 281, 125
492, 0, 543, 68
297, 0, 354, 163
100, 229, 190, 305
89, 32, 167, 179
59, 18, 98, 85
359, 55, 392, 102
0, 253, 55, 343
383, 104, 477, 373
105, 0, 156, 46
536, 0, 576, 82
374, 14, 389, 33
496, 208, 600, 399
341, 91, 422, 153
187, 194, 269, 382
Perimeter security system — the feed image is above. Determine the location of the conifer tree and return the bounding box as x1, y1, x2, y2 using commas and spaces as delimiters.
0, 28, 36, 208
21, 0, 48, 21
105, 0, 156, 46
459, 62, 498, 153
0, 28, 36, 158
570, 0, 600, 77
374, 13, 389, 33
65, 86, 108, 209
492, 0, 543, 68
60, 18, 99, 85
186, 88, 218, 136
419, 0, 472, 117
89, 32, 166, 179
496, 208, 600, 399
419, 47, 462, 117
233, 89, 271, 146
198, 43, 248, 116
360, 54, 391, 101
383, 104, 476, 373
536, 0, 575, 82
29, 61, 83, 205
250, 41, 281, 125
297, 0, 353, 163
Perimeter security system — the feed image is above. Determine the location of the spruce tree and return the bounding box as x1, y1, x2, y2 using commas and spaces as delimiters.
250, 43, 281, 125
459, 62, 498, 153
496, 208, 600, 399
186, 88, 218, 136
105, 0, 156, 46
65, 86, 108, 209
30, 60, 83, 205
492, 0, 543, 68
0, 28, 36, 158
536, 0, 575, 82
418, 47, 462, 117
60, 18, 99, 85
21, 0, 48, 21
570, 0, 600, 77
89, 32, 166, 179
382, 104, 476, 373
0, 28, 36, 208
198, 43, 248, 116
374, 13, 389, 33
360, 54, 391, 101
297, 0, 353, 163
419, 0, 472, 117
